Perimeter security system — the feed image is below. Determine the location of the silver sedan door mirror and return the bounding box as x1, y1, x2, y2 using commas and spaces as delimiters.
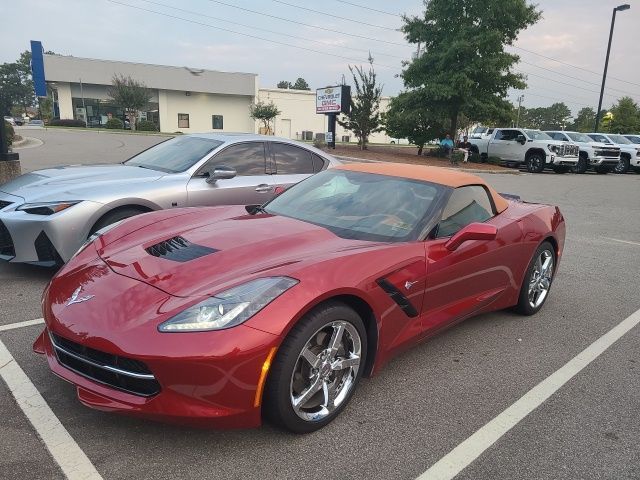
206, 166, 237, 184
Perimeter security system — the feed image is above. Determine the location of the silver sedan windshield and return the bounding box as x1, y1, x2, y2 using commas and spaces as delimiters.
125, 136, 224, 173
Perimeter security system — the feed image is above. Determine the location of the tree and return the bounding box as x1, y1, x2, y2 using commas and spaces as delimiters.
385, 90, 446, 155
609, 97, 639, 133
277, 80, 292, 89
106, 74, 152, 131
292, 77, 311, 90
571, 107, 596, 132
401, 0, 541, 136
250, 101, 281, 134
0, 51, 36, 117
338, 57, 383, 150
518, 102, 571, 130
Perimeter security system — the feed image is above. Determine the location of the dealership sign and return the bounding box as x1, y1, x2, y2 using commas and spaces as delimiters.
316, 85, 351, 114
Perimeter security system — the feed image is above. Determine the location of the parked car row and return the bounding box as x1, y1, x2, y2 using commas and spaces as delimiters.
470, 127, 640, 174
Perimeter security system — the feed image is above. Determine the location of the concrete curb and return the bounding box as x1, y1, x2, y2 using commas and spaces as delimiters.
334, 155, 522, 175
12, 136, 44, 150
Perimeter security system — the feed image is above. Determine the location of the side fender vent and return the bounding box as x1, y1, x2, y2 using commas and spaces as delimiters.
376, 278, 419, 318
145, 236, 218, 262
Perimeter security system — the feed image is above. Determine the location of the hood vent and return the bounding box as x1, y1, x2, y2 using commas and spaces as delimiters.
145, 236, 218, 262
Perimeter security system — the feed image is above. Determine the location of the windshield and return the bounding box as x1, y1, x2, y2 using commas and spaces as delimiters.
264, 169, 446, 242
566, 132, 592, 143
125, 136, 223, 173
524, 130, 552, 140
588, 134, 609, 143
607, 134, 632, 145
625, 135, 640, 144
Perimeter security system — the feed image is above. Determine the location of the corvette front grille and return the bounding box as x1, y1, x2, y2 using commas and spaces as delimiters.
146, 236, 218, 262
0, 220, 15, 257
50, 332, 160, 397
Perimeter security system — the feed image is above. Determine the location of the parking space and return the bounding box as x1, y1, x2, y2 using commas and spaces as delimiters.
1, 130, 639, 479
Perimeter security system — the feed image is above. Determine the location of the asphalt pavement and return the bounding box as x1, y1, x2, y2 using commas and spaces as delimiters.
1, 128, 639, 480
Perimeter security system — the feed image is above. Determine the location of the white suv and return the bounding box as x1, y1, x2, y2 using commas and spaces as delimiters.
587, 133, 640, 174
546, 131, 620, 174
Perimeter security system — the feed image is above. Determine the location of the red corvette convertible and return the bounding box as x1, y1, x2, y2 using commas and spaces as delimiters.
34, 163, 565, 433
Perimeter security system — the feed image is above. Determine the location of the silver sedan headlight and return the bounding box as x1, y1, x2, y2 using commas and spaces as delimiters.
17, 201, 81, 215
158, 277, 299, 332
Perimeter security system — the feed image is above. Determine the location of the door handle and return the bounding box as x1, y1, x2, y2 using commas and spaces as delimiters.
255, 184, 272, 193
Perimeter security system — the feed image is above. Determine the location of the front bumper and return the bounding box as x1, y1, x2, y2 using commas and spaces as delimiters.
0, 198, 103, 265
548, 154, 578, 166
590, 156, 620, 166
34, 253, 281, 428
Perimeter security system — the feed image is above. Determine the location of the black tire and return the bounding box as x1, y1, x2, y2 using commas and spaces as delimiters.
89, 207, 147, 236
572, 154, 588, 174
594, 166, 610, 174
263, 301, 367, 433
515, 241, 556, 316
526, 153, 545, 173
613, 155, 630, 174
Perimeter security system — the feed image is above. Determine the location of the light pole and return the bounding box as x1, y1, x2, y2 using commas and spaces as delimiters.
516, 94, 525, 127
594, 4, 630, 132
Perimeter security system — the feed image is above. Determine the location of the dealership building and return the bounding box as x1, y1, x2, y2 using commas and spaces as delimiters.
41, 52, 394, 143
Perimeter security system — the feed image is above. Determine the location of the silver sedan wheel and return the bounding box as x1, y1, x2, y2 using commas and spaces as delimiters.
528, 249, 554, 309
290, 321, 361, 422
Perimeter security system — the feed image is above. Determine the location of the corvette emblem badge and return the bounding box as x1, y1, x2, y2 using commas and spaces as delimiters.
66, 286, 95, 307
405, 280, 419, 290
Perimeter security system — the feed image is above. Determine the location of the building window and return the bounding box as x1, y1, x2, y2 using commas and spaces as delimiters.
212, 115, 223, 130
178, 113, 189, 128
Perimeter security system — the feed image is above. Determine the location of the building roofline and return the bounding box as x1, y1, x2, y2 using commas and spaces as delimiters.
43, 54, 258, 77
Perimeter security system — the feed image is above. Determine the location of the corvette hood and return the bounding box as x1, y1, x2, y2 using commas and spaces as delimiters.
97, 206, 378, 297
0, 164, 163, 202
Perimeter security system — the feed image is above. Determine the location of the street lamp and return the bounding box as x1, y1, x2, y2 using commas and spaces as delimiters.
594, 4, 630, 132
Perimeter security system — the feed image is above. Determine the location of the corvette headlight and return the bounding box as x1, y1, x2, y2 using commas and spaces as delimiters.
17, 201, 80, 215
158, 277, 299, 332
72, 220, 123, 258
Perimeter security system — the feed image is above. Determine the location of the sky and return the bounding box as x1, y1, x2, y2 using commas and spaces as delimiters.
1, 0, 639, 115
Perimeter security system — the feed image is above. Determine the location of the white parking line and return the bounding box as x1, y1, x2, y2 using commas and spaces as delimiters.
0, 339, 102, 479
417, 306, 640, 480
605, 237, 640, 247
0, 318, 44, 332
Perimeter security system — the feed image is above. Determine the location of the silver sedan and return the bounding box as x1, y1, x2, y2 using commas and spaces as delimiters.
0, 133, 341, 266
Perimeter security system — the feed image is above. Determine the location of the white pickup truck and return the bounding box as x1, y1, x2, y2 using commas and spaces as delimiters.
545, 131, 620, 174
469, 128, 580, 173
587, 133, 640, 174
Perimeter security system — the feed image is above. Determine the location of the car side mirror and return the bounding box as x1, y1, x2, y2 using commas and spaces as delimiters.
206, 166, 237, 184
516, 135, 527, 145
445, 223, 497, 251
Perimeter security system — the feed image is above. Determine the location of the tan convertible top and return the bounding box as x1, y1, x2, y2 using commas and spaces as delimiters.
336, 163, 509, 213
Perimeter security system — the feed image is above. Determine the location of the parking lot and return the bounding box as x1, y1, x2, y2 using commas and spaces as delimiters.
1, 129, 639, 479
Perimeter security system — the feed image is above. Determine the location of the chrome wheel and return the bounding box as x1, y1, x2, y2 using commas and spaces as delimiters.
528, 249, 554, 309
290, 321, 361, 422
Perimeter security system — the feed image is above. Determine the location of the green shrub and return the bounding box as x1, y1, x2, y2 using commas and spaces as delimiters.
136, 120, 158, 132
49, 119, 86, 127
487, 156, 502, 165
105, 118, 124, 129
312, 138, 326, 149
4, 121, 15, 148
